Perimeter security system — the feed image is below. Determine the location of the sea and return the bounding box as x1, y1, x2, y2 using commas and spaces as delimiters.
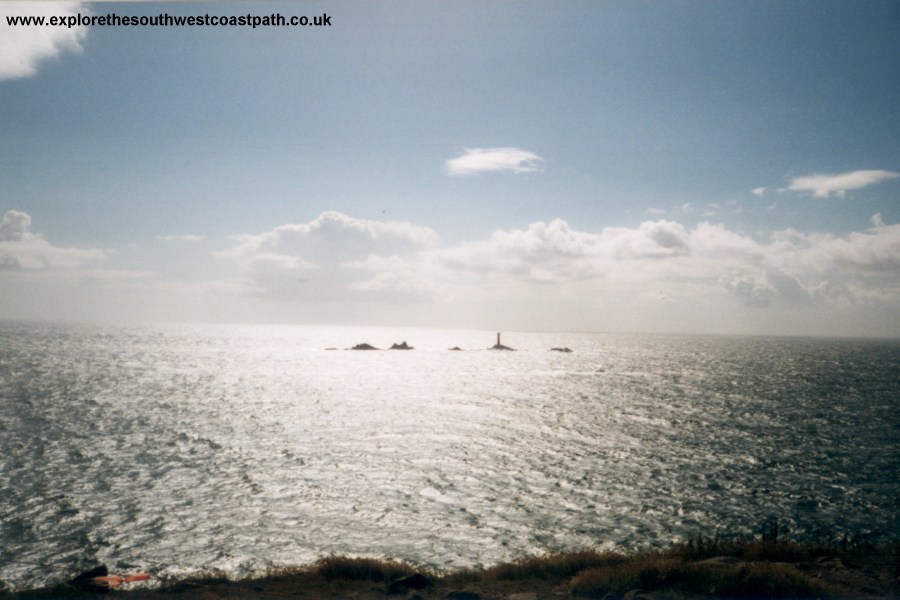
1, 321, 898, 590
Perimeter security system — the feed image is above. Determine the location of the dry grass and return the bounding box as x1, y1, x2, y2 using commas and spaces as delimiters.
1, 521, 895, 600
313, 555, 420, 582
570, 555, 834, 598
478, 550, 626, 581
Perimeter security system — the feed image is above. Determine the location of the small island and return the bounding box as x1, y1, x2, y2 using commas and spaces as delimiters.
350, 343, 379, 350
389, 341, 413, 350
488, 332, 515, 351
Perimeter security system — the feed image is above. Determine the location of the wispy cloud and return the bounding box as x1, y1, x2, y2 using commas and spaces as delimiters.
786, 169, 899, 198
751, 187, 767, 197
0, 2, 89, 81
444, 147, 543, 176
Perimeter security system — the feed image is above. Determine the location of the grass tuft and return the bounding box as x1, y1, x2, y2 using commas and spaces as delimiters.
479, 550, 626, 582
571, 555, 834, 599
314, 555, 419, 582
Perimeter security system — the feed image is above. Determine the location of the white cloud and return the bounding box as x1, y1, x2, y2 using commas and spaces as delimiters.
786, 169, 899, 198
5, 208, 898, 335
213, 212, 900, 324
751, 187, 766, 197
719, 270, 776, 308
216, 211, 438, 300
0, 209, 32, 241
434, 219, 606, 284
0, 209, 105, 269
806, 224, 900, 273
444, 147, 543, 176
221, 211, 437, 260
0, 2, 89, 81
601, 220, 691, 259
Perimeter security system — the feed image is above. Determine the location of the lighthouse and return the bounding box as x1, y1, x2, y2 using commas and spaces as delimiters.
489, 331, 515, 351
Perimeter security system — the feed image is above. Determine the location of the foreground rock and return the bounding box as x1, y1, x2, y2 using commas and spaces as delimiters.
387, 572, 431, 594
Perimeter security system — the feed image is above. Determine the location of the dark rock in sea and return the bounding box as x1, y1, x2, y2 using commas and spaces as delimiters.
351, 343, 379, 350
449, 346, 463, 351
550, 347, 573, 352
387, 572, 432, 594
389, 341, 414, 350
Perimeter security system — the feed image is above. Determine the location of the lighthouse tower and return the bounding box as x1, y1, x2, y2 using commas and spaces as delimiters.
489, 331, 514, 351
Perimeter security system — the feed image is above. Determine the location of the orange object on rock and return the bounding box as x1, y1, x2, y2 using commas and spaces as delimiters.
90, 572, 151, 588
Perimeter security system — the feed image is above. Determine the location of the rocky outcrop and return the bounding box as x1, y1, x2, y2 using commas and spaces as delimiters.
350, 343, 379, 350
389, 341, 413, 350
550, 347, 573, 353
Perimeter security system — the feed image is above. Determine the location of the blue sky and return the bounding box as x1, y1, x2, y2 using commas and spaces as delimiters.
1, 1, 899, 335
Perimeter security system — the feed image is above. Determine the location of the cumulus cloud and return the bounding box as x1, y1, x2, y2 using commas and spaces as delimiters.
0, 2, 89, 80
5, 206, 897, 334
786, 169, 899, 198
719, 270, 776, 307
216, 211, 438, 300
435, 219, 606, 284
602, 220, 691, 259
444, 147, 543, 176
807, 224, 900, 273
0, 209, 32, 241
222, 211, 437, 260
0, 209, 105, 269
214, 210, 900, 321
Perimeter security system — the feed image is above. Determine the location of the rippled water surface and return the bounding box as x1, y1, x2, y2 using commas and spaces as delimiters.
1, 322, 898, 589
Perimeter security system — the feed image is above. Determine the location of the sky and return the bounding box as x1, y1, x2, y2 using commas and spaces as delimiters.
1, 0, 899, 336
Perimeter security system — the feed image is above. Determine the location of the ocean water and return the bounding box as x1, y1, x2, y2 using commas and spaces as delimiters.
0, 321, 898, 590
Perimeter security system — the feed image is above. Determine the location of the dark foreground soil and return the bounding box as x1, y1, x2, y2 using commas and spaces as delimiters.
3, 541, 897, 600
